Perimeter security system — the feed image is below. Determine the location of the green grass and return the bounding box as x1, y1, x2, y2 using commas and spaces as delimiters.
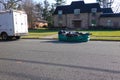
89, 31, 120, 37
22, 28, 58, 39
79, 30, 120, 41
22, 28, 120, 41
28, 28, 58, 33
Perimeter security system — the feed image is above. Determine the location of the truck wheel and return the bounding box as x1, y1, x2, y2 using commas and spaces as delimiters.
8, 36, 13, 40
16, 36, 20, 40
1, 33, 8, 41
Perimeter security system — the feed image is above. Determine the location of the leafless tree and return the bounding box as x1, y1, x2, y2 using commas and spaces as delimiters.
0, 0, 22, 10
22, 0, 36, 28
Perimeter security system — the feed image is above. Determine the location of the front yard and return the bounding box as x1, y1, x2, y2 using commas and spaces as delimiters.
89, 30, 120, 41
22, 28, 58, 39
22, 28, 120, 41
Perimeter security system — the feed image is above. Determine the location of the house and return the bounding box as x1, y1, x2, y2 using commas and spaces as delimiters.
99, 13, 120, 29
53, 1, 120, 29
99, 8, 120, 29
33, 20, 48, 29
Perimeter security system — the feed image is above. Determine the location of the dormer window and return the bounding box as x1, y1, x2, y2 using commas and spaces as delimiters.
58, 10, 63, 19
58, 10, 62, 15
74, 9, 80, 15
91, 8, 97, 13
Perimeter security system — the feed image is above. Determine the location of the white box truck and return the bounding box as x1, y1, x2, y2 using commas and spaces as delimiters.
0, 10, 28, 40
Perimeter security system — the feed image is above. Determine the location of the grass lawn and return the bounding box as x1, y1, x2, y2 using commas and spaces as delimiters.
86, 30, 120, 41
22, 28, 120, 41
22, 28, 58, 39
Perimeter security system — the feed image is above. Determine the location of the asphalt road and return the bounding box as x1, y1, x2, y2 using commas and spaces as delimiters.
0, 39, 120, 80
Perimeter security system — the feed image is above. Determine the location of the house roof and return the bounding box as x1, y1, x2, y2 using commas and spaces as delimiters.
53, 1, 102, 15
100, 13, 120, 17
54, 5, 70, 14
101, 8, 113, 13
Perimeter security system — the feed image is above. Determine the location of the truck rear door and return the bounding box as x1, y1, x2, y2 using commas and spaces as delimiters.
13, 11, 28, 35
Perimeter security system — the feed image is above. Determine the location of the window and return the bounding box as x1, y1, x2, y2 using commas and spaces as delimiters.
91, 19, 96, 26
91, 8, 97, 17
58, 10, 62, 15
91, 8, 97, 13
107, 20, 112, 26
58, 10, 63, 18
58, 20, 63, 26
74, 9, 80, 15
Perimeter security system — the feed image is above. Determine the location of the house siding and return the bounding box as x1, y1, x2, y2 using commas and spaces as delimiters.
99, 17, 120, 28
53, 15, 67, 27
68, 13, 89, 29
53, 12, 102, 29
53, 13, 89, 29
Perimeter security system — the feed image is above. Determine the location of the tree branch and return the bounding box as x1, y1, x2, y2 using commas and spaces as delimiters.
0, 1, 7, 9
14, 0, 22, 3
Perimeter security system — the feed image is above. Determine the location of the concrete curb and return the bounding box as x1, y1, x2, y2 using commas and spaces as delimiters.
21, 38, 58, 40
21, 38, 120, 42
90, 39, 120, 42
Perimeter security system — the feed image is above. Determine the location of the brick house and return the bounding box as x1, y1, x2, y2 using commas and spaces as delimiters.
99, 13, 120, 29
53, 1, 120, 29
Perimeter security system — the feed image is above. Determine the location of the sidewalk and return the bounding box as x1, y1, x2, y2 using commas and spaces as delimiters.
43, 35, 120, 41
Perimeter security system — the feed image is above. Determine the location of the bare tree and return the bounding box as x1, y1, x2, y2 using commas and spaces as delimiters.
22, 0, 36, 28
34, 2, 43, 20
54, 0, 66, 6
0, 0, 22, 10
42, 0, 50, 20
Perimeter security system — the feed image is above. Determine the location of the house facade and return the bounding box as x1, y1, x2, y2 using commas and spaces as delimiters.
99, 13, 120, 29
53, 1, 120, 29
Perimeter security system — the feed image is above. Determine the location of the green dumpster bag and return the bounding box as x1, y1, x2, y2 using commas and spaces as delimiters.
58, 30, 90, 42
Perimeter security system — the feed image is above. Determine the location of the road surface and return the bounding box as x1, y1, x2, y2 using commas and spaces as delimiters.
0, 39, 120, 80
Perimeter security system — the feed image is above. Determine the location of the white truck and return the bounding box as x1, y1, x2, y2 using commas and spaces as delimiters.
0, 10, 28, 40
